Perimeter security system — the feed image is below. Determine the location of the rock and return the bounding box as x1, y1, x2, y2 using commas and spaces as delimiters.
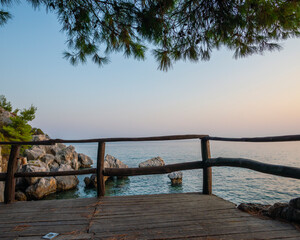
238, 203, 270, 215
55, 164, 79, 191
24, 146, 46, 160
15, 191, 27, 201
78, 153, 93, 168
56, 145, 79, 170
20, 160, 49, 185
139, 156, 165, 168
25, 177, 57, 200
40, 154, 55, 166
48, 143, 67, 156
104, 155, 128, 180
84, 174, 97, 188
0, 106, 14, 126
168, 171, 183, 184
50, 161, 60, 172
84, 154, 127, 188
268, 203, 289, 219
289, 198, 300, 210
238, 200, 300, 223
15, 176, 28, 192
105, 155, 128, 169
32, 134, 50, 142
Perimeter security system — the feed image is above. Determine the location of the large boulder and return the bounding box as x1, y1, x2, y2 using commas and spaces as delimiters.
20, 160, 49, 185
55, 164, 79, 191
139, 156, 165, 168
25, 177, 57, 200
78, 153, 93, 168
84, 155, 128, 188
105, 154, 128, 169
168, 171, 183, 185
24, 146, 46, 160
56, 145, 79, 170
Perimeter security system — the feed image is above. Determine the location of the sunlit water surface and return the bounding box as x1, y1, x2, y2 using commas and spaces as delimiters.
45, 140, 300, 205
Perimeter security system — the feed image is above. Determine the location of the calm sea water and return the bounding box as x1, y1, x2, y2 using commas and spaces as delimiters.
45, 140, 300, 205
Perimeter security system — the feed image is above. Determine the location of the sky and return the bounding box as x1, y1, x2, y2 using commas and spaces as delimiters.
1, 3, 300, 139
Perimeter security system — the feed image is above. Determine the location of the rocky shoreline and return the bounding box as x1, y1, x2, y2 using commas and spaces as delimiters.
14, 135, 93, 201
3, 135, 183, 201
238, 197, 300, 223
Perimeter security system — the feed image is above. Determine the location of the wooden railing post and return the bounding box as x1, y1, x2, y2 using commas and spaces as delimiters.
4, 145, 21, 204
97, 142, 106, 197
201, 138, 212, 195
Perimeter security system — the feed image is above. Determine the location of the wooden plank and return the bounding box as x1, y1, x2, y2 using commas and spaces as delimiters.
201, 138, 212, 194
1, 193, 300, 240
4, 145, 20, 204
97, 142, 105, 197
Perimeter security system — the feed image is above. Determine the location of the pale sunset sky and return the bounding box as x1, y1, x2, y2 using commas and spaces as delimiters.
1, 3, 300, 139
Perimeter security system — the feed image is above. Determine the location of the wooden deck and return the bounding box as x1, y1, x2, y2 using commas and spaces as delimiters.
0, 193, 300, 240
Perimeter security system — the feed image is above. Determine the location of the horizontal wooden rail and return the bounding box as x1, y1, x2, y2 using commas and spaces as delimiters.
1, 158, 299, 181
104, 161, 204, 176
0, 134, 208, 145
104, 158, 300, 180
208, 134, 300, 142
14, 168, 96, 178
209, 158, 300, 179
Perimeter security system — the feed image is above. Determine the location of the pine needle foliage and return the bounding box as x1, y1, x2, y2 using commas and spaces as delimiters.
0, 95, 37, 155
1, 0, 300, 70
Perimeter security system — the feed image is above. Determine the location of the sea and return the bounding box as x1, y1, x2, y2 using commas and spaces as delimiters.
44, 140, 300, 205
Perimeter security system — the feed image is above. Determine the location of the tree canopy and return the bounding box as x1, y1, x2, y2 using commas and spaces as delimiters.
1, 0, 299, 70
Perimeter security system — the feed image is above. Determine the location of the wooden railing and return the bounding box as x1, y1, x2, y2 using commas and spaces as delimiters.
1, 134, 300, 204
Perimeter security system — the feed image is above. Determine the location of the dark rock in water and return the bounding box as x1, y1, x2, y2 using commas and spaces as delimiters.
15, 191, 27, 201
84, 174, 97, 188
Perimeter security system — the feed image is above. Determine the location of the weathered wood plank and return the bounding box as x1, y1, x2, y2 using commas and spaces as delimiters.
0, 193, 299, 240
